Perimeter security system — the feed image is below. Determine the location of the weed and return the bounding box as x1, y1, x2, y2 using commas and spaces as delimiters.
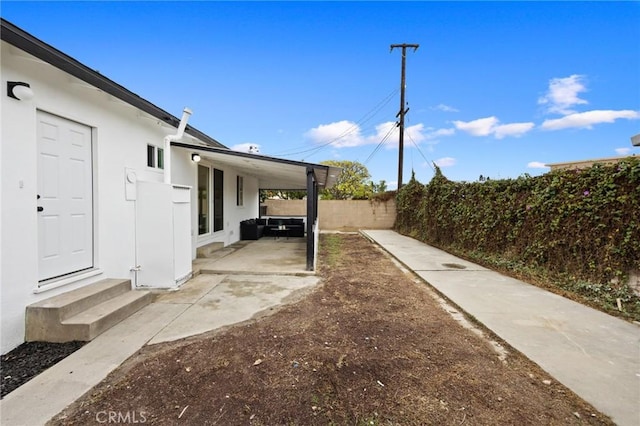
322, 234, 343, 267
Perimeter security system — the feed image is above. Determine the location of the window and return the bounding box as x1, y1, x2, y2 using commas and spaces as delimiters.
198, 166, 224, 235
157, 148, 164, 169
147, 145, 164, 169
236, 176, 244, 207
214, 169, 224, 232
147, 145, 155, 168
197, 165, 210, 235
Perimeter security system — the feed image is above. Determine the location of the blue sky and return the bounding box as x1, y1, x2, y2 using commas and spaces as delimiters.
3, 1, 639, 187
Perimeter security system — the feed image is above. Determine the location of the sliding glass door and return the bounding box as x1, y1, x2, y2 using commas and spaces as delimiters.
197, 165, 210, 235
197, 164, 224, 236
213, 168, 224, 232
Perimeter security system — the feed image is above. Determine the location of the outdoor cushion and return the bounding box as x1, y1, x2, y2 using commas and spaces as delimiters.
240, 220, 264, 240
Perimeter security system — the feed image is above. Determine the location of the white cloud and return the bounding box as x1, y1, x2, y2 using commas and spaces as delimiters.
435, 157, 456, 167
405, 123, 427, 143
304, 120, 453, 149
527, 161, 548, 169
369, 121, 398, 146
426, 127, 456, 139
538, 74, 588, 115
369, 122, 446, 149
387, 180, 398, 190
231, 143, 261, 153
453, 116, 499, 136
304, 120, 364, 148
541, 110, 640, 130
494, 122, 536, 139
615, 147, 631, 155
536, 75, 640, 131
453, 116, 534, 139
432, 103, 459, 113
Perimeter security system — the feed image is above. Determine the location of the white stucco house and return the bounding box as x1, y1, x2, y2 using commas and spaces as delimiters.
0, 19, 339, 354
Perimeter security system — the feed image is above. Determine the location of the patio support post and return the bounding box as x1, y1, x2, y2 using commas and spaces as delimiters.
306, 167, 316, 271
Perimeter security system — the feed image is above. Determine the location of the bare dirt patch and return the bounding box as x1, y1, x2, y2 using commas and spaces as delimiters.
51, 233, 611, 425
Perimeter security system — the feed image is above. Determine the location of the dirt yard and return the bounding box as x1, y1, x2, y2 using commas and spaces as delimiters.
50, 233, 611, 425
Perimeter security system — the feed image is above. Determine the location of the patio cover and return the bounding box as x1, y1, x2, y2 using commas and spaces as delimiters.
172, 142, 340, 190
172, 142, 342, 270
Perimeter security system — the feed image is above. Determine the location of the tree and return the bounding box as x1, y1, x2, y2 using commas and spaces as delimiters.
372, 179, 388, 194
320, 160, 383, 200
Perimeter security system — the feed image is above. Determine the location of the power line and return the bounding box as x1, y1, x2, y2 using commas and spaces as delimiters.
362, 121, 398, 165
270, 87, 399, 159
405, 127, 435, 173
274, 88, 398, 158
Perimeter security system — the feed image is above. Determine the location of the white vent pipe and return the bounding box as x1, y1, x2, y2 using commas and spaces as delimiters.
163, 107, 192, 184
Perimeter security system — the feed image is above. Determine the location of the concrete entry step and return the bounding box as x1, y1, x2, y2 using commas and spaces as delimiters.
25, 279, 152, 343
196, 242, 225, 258
60, 291, 153, 341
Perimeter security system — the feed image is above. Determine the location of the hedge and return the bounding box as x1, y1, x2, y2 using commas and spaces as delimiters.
395, 157, 640, 321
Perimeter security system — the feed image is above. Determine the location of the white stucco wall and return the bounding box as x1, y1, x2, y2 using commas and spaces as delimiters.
229, 170, 260, 241
171, 150, 260, 257
2, 44, 48, 354
0, 42, 257, 353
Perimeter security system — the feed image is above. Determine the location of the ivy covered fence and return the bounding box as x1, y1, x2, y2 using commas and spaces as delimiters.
395, 157, 640, 321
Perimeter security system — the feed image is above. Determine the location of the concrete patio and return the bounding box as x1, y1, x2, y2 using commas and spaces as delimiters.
0, 236, 319, 426
193, 236, 313, 276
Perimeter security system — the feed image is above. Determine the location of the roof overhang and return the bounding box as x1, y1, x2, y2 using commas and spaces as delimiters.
1, 18, 225, 149
1, 18, 341, 191
173, 142, 341, 190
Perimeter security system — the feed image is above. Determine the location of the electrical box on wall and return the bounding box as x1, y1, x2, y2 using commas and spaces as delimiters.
125, 168, 137, 200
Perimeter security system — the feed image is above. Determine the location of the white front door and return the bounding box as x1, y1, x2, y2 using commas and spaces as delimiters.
37, 111, 94, 282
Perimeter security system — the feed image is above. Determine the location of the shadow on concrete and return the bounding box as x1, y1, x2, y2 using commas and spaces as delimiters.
193, 237, 311, 276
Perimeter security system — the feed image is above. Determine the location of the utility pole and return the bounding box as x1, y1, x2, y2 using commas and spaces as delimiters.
390, 43, 419, 190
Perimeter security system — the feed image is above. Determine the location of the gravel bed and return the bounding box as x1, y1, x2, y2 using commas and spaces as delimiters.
1, 341, 86, 398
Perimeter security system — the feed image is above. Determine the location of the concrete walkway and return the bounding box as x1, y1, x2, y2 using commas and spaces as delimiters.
362, 230, 640, 426
1, 270, 318, 425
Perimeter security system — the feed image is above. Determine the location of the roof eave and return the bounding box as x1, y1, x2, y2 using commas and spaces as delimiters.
0, 18, 225, 149
172, 142, 341, 189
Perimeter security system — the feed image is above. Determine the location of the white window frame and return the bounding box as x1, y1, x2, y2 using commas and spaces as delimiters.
147, 144, 164, 169
237, 175, 244, 207
197, 164, 211, 236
